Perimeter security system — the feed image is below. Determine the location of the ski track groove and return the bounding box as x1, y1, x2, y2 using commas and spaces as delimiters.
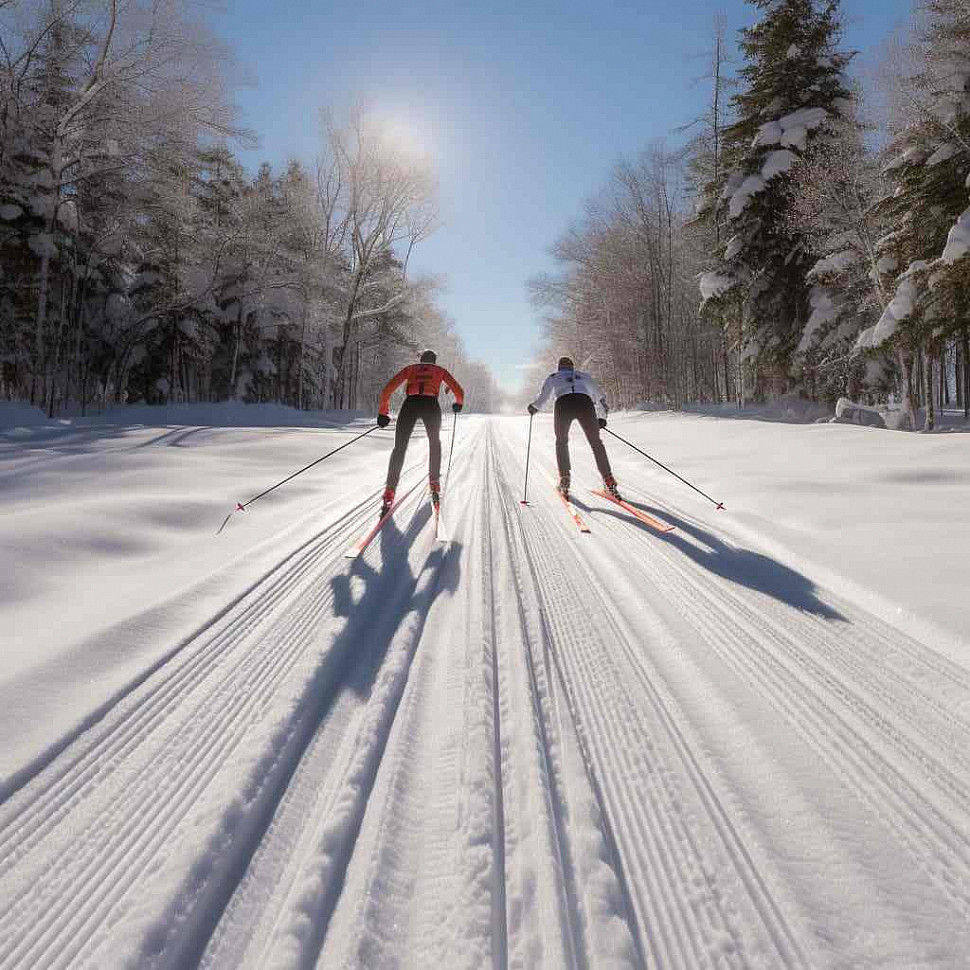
591, 481, 970, 922
248, 519, 451, 970
0, 500, 367, 871
0, 521, 358, 969
6, 416, 970, 969
487, 435, 588, 970
494, 434, 806, 970
496, 440, 684, 966
0, 463, 433, 970
311, 430, 500, 970
199, 505, 437, 970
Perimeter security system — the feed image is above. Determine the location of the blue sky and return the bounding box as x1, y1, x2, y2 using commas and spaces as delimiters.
212, 0, 914, 392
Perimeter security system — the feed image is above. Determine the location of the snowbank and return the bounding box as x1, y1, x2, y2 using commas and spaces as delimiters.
0, 400, 370, 432
0, 402, 51, 428
833, 397, 886, 428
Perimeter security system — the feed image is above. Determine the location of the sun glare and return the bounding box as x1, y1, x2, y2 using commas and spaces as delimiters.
372, 110, 436, 166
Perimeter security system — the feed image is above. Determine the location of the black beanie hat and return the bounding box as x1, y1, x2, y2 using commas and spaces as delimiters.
558, 356, 574, 370
420, 349, 437, 363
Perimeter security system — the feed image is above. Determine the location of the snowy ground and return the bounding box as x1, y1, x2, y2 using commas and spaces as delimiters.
1, 403, 969, 969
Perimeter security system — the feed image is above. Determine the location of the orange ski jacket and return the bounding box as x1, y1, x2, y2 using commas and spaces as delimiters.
378, 363, 465, 416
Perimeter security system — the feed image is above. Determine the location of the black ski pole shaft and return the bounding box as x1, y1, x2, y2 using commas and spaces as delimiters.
521, 412, 534, 504
217, 424, 381, 534
444, 409, 458, 493
604, 427, 725, 510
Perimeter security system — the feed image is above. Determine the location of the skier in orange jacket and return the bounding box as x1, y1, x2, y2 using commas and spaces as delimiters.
377, 349, 464, 515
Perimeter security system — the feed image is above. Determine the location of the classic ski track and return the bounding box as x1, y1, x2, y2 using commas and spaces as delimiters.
606, 483, 970, 779
491, 477, 587, 969
233, 502, 457, 969
310, 426, 503, 969
198, 502, 442, 970
0, 509, 384, 970
0, 457, 439, 970
625, 481, 970, 708
198, 432, 480, 970
494, 432, 808, 970
0, 459, 430, 864
308, 421, 591, 969
586, 482, 970, 914
0, 491, 372, 866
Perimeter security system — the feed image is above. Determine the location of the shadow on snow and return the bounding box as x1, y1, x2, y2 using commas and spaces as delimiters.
142, 502, 460, 968
576, 496, 844, 621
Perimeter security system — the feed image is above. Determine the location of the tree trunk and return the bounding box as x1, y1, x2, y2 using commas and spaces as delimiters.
963, 328, 969, 421
922, 343, 935, 432
896, 347, 917, 430
298, 300, 307, 411
229, 304, 244, 400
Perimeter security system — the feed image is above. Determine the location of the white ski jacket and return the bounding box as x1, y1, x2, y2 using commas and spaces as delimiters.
530, 368, 609, 420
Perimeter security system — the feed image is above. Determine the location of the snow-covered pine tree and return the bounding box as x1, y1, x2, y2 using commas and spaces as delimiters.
697, 0, 853, 400
857, 0, 970, 429
785, 113, 893, 406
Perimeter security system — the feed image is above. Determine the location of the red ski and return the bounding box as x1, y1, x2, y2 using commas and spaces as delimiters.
591, 489, 675, 534
344, 493, 411, 558
558, 489, 590, 533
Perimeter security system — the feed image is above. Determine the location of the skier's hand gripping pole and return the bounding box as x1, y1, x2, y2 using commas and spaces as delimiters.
604, 428, 725, 511
216, 424, 382, 535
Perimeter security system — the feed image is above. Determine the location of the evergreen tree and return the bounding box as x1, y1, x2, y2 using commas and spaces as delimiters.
785, 114, 893, 405
857, 0, 970, 428
698, 0, 853, 399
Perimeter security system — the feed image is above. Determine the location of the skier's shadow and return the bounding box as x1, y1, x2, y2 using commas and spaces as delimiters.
577, 496, 843, 620
262, 505, 461, 963
328, 503, 462, 699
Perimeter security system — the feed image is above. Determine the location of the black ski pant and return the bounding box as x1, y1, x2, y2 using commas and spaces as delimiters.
385, 395, 442, 491
554, 393, 613, 482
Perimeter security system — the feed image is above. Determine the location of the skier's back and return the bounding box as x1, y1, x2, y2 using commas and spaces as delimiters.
377, 349, 464, 515
528, 356, 619, 499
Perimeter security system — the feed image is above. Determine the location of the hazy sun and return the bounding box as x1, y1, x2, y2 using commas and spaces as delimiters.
371, 109, 436, 165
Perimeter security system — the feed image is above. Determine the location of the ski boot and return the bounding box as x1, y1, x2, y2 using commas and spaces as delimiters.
557, 474, 570, 501
380, 487, 395, 519
604, 475, 622, 501
429, 479, 441, 509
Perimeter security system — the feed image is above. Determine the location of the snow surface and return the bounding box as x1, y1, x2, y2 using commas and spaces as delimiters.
807, 249, 857, 279
699, 270, 735, 302
855, 261, 926, 351
1, 404, 970, 969
942, 206, 970, 264
926, 143, 959, 167
797, 286, 840, 352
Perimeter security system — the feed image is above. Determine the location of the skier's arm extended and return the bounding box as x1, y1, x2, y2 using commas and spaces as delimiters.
378, 366, 413, 415
586, 375, 609, 421
530, 374, 555, 412
442, 368, 465, 406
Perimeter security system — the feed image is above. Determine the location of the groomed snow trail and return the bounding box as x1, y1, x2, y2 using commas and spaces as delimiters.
2, 415, 970, 969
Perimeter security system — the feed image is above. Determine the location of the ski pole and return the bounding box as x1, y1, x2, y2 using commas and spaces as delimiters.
604, 428, 725, 510
217, 423, 382, 534
444, 408, 459, 494
521, 411, 534, 505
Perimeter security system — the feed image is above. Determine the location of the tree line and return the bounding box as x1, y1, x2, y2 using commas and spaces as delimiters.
0, 0, 502, 417
531, 0, 970, 430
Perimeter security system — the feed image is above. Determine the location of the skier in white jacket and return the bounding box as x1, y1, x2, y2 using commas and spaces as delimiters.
528, 356, 620, 500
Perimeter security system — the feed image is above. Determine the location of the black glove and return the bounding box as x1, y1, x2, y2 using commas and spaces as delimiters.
452, 402, 463, 413
598, 417, 607, 429
377, 413, 390, 428
527, 404, 538, 416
